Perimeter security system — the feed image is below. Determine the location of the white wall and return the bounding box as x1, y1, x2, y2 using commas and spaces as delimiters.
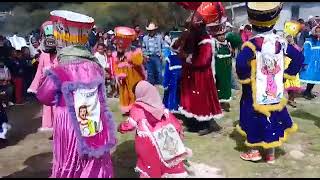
231, 2, 320, 30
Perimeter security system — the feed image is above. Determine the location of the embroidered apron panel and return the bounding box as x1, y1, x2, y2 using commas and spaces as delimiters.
151, 123, 186, 161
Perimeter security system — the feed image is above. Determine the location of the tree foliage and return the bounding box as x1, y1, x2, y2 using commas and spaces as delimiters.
0, 2, 189, 35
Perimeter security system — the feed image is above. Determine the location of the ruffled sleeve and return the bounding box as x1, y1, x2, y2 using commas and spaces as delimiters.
236, 41, 255, 84
118, 107, 144, 134
36, 71, 60, 106
131, 49, 144, 66
28, 53, 45, 93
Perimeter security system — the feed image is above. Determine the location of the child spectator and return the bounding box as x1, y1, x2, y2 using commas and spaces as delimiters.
105, 46, 118, 97
94, 43, 108, 70
0, 62, 14, 107
6, 48, 27, 105
21, 47, 34, 101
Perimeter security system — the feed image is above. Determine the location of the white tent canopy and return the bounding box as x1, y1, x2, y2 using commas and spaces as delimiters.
7, 35, 27, 51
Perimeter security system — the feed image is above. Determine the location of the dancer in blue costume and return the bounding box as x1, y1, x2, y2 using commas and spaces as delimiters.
163, 34, 182, 113
300, 17, 320, 100
236, 2, 304, 164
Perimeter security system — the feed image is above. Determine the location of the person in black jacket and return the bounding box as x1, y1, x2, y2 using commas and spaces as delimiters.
0, 35, 12, 63
5, 48, 28, 105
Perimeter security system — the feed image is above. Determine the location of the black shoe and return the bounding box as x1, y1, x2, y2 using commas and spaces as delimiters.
288, 100, 297, 108
0, 138, 9, 147
49, 136, 53, 140
303, 93, 313, 100
198, 127, 214, 136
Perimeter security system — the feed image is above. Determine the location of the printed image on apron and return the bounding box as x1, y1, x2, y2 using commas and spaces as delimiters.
152, 123, 186, 161
74, 87, 103, 137
256, 51, 284, 105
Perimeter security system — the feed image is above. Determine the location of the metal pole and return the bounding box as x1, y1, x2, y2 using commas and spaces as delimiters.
229, 2, 235, 24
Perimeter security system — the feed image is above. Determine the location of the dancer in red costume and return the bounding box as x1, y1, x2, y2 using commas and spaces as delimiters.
177, 2, 224, 136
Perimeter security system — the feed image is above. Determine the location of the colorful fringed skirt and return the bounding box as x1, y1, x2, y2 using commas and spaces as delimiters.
284, 57, 302, 92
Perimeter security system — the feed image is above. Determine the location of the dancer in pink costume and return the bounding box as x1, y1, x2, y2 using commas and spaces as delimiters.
36, 45, 116, 178
28, 37, 58, 131
119, 80, 191, 178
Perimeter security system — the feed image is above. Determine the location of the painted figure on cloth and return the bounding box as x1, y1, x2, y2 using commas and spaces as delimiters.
261, 54, 281, 99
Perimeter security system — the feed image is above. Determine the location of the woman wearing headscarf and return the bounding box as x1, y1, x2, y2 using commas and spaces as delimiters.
36, 46, 116, 178
118, 80, 191, 178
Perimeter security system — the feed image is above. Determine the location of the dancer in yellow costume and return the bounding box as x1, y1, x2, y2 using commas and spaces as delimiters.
113, 27, 145, 114
284, 20, 303, 108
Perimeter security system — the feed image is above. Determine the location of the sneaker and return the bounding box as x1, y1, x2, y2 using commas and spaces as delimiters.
8, 102, 14, 106
240, 151, 262, 162
303, 93, 313, 100
265, 154, 275, 164
2, 103, 6, 108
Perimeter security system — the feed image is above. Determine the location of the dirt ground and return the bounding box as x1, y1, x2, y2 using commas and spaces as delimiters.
0, 86, 320, 178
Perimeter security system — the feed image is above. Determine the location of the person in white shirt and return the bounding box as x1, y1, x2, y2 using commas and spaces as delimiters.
94, 43, 109, 71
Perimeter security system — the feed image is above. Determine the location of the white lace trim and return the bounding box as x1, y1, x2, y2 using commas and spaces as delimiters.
178, 106, 224, 121
169, 65, 182, 71
134, 166, 150, 178
161, 172, 188, 178
127, 117, 137, 127
198, 39, 212, 45
304, 41, 320, 50
219, 97, 232, 103
300, 79, 320, 84
216, 54, 232, 58
137, 119, 187, 168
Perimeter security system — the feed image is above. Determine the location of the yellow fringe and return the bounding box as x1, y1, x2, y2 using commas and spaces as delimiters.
31, 58, 37, 65
241, 41, 256, 52
131, 51, 143, 66
239, 78, 251, 84
249, 16, 280, 28
250, 60, 287, 117
284, 73, 297, 80
53, 31, 88, 44
115, 33, 136, 41
235, 123, 298, 149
